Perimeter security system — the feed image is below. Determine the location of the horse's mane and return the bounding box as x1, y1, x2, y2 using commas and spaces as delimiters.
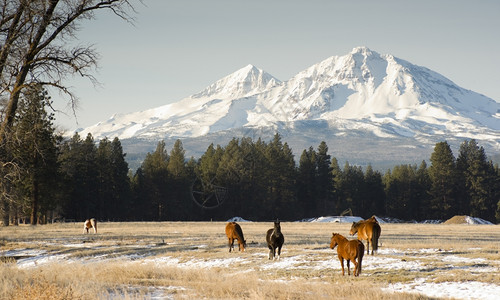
234, 223, 245, 241
332, 232, 347, 242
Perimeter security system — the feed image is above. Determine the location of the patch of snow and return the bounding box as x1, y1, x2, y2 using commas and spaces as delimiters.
441, 255, 486, 264
227, 216, 251, 222
144, 256, 248, 269
259, 255, 309, 270
465, 216, 493, 225
384, 278, 500, 300
301, 216, 363, 223
363, 256, 424, 271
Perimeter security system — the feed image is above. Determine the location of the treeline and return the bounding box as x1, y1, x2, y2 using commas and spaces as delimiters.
2, 89, 500, 224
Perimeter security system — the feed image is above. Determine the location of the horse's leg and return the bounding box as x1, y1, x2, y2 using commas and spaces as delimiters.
366, 239, 370, 255
347, 259, 351, 276
228, 238, 233, 252
339, 256, 345, 276
353, 259, 358, 276
268, 245, 274, 259
277, 245, 282, 260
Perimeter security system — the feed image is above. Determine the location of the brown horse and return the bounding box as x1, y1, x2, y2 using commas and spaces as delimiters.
83, 218, 97, 234
330, 233, 364, 276
266, 220, 284, 260
349, 216, 381, 255
225, 222, 246, 252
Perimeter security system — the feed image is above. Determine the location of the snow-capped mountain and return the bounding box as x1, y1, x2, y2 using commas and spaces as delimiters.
74, 47, 500, 168
79, 64, 281, 140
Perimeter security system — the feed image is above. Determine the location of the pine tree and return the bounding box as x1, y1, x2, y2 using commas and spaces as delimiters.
168, 140, 187, 178
297, 147, 317, 217
110, 137, 131, 220
237, 137, 265, 219
316, 141, 333, 214
140, 141, 170, 220
457, 139, 498, 222
495, 165, 500, 223
428, 141, 459, 220
337, 162, 364, 216
416, 160, 432, 220
11, 85, 59, 224
167, 140, 190, 220
94, 137, 130, 220
198, 143, 221, 185
363, 164, 385, 217
96, 138, 113, 219
264, 133, 297, 219
330, 157, 342, 214
384, 164, 418, 220
58, 133, 99, 221
216, 138, 243, 186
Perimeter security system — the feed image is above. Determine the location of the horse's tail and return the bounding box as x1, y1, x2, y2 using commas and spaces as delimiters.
372, 223, 381, 253
357, 241, 364, 275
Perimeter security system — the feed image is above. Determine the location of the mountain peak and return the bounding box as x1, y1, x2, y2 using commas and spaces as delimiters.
350, 46, 374, 56
192, 64, 281, 99
240, 63, 258, 72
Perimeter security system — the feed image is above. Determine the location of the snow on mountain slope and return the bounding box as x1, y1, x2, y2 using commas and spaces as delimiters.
74, 47, 500, 154
247, 47, 500, 141
79, 64, 281, 139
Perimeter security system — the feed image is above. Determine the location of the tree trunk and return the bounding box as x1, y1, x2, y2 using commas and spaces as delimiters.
30, 179, 39, 225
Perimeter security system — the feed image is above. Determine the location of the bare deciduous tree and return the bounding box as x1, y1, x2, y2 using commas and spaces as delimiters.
0, 0, 138, 225
0, 0, 137, 142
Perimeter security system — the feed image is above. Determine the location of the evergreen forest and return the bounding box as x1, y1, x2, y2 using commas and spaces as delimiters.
2, 87, 500, 225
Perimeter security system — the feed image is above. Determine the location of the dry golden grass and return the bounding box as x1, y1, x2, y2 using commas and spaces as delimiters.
1, 221, 499, 299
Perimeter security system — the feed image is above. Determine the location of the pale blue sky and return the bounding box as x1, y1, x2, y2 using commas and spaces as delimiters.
54, 0, 500, 131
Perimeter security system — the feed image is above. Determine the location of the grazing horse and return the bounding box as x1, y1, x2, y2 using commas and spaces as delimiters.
83, 218, 97, 234
225, 222, 246, 252
349, 216, 381, 255
266, 220, 285, 260
330, 233, 364, 276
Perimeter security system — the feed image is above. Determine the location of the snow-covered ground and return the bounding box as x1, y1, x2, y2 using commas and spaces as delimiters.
4, 244, 499, 299
1, 219, 498, 299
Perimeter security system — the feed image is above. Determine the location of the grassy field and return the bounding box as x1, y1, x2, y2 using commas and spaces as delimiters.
1, 221, 499, 299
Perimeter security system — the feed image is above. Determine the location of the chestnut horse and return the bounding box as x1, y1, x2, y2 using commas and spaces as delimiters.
266, 220, 284, 260
225, 222, 246, 252
83, 218, 97, 234
330, 233, 364, 276
349, 216, 381, 255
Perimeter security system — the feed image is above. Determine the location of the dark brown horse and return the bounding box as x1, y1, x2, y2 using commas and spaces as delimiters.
225, 222, 246, 252
330, 233, 364, 276
266, 220, 284, 260
349, 216, 381, 255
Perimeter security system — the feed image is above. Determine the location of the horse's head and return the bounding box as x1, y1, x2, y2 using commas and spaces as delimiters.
274, 220, 281, 234
330, 233, 339, 249
349, 221, 359, 236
